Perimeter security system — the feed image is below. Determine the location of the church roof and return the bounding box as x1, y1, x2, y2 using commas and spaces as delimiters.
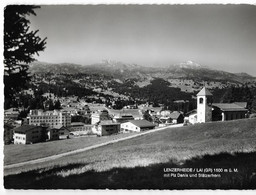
197, 87, 213, 96
212, 103, 248, 112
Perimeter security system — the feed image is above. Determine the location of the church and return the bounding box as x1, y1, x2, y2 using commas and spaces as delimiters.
189, 87, 248, 124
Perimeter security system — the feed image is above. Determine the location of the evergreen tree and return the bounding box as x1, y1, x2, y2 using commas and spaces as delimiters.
4, 5, 47, 109
54, 99, 61, 110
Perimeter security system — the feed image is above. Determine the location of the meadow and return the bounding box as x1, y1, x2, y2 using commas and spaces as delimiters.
4, 131, 143, 165
4, 118, 256, 189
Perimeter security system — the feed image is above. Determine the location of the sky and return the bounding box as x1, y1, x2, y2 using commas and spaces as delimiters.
28, 4, 256, 76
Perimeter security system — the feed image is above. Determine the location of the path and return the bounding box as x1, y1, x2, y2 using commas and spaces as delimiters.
4, 124, 183, 169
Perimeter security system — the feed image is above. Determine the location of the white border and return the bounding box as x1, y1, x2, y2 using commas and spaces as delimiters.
1, 1, 255, 195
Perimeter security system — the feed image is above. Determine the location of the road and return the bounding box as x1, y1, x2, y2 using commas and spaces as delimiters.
4, 124, 183, 169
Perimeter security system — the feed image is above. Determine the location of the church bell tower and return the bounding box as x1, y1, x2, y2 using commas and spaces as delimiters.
197, 87, 213, 123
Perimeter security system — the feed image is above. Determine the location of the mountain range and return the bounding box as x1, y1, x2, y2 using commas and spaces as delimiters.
29, 60, 256, 85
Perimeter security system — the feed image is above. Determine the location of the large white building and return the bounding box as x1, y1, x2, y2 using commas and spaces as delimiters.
27, 109, 71, 128
13, 125, 44, 144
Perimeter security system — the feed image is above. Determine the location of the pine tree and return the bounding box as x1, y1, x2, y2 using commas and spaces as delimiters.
4, 5, 47, 109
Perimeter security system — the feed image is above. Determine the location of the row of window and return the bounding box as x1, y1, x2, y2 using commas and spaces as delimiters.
15, 136, 25, 140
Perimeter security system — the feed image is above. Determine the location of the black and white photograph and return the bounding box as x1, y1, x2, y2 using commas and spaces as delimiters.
2, 0, 256, 191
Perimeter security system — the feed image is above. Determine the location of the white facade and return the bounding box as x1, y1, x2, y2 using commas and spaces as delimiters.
28, 109, 71, 128
120, 120, 155, 132
197, 88, 213, 123
91, 110, 111, 124
188, 113, 197, 124
13, 126, 43, 144
70, 122, 92, 135
121, 122, 141, 132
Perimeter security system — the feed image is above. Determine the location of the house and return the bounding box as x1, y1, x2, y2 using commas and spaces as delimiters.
13, 125, 44, 144
4, 120, 22, 144
91, 110, 111, 124
160, 110, 172, 117
186, 109, 197, 125
169, 111, 184, 124
70, 122, 92, 135
107, 108, 143, 120
159, 116, 172, 125
47, 126, 71, 140
47, 128, 60, 141
4, 108, 20, 122
120, 120, 155, 133
92, 120, 120, 136
113, 114, 134, 123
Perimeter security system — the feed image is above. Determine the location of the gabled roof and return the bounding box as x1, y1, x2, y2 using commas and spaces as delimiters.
233, 102, 247, 108
186, 109, 197, 116
169, 111, 183, 119
197, 87, 213, 96
49, 126, 71, 132
71, 122, 86, 126
98, 120, 120, 126
13, 125, 41, 133
128, 120, 155, 128
212, 103, 248, 112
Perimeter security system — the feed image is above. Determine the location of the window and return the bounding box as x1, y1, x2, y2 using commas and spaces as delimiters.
199, 98, 204, 104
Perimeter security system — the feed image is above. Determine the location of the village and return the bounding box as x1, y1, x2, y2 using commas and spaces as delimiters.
4, 87, 249, 145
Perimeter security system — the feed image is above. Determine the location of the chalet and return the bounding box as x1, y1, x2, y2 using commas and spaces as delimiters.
169, 111, 184, 124
92, 120, 120, 136
13, 125, 44, 144
121, 120, 155, 133
47, 126, 71, 140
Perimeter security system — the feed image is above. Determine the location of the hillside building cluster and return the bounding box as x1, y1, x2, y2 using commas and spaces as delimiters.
4, 87, 249, 145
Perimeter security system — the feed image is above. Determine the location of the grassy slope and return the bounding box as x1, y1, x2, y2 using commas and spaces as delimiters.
4, 118, 256, 176
4, 131, 143, 165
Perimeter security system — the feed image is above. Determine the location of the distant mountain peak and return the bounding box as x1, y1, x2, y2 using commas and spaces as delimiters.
174, 60, 208, 69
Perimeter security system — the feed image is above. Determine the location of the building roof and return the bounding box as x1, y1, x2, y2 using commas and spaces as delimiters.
197, 87, 213, 96
108, 108, 142, 119
49, 126, 71, 132
212, 103, 248, 112
128, 120, 155, 128
70, 122, 86, 126
169, 111, 183, 119
13, 125, 41, 133
186, 109, 197, 116
4, 108, 19, 115
98, 120, 120, 126
233, 102, 247, 108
